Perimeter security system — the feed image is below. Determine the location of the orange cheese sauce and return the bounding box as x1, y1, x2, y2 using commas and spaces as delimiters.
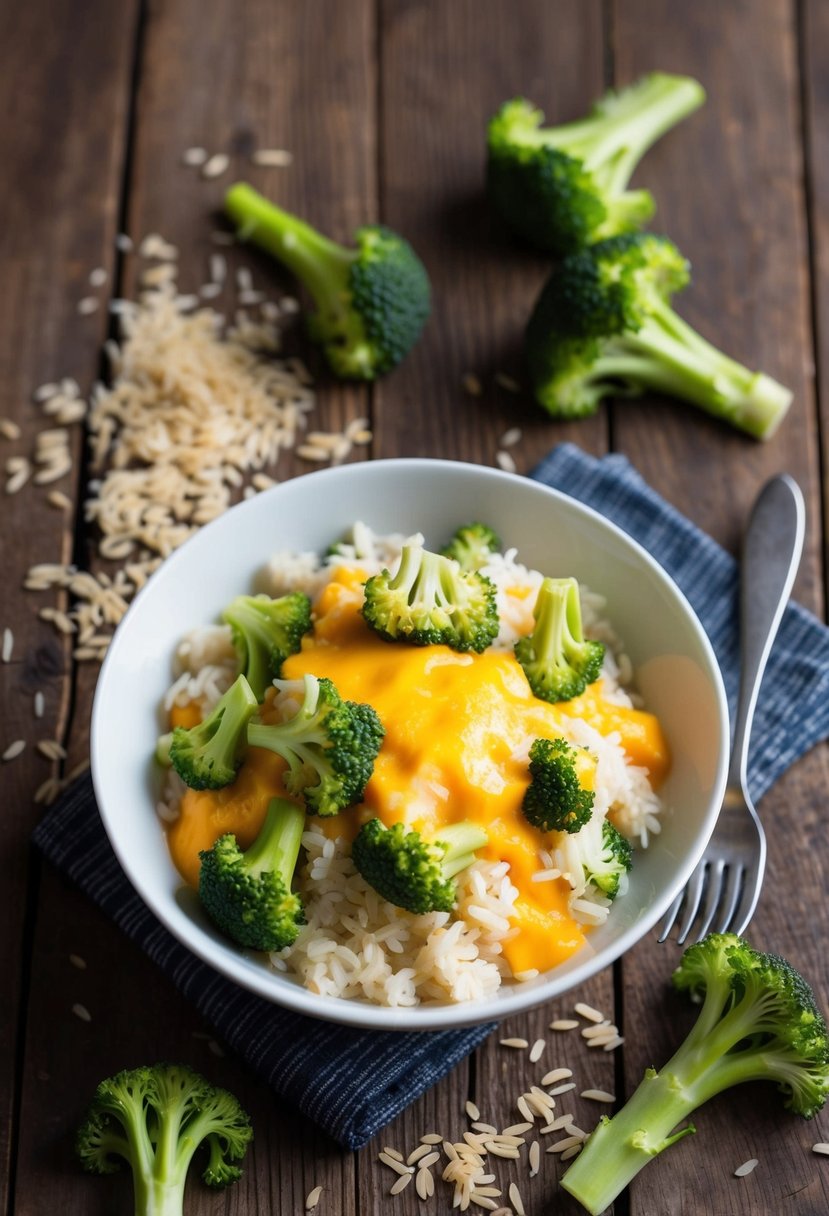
166, 566, 669, 977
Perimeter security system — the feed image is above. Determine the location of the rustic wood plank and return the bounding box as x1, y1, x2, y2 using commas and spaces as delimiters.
0, 0, 139, 1205
610, 1, 829, 1212
14, 0, 376, 1211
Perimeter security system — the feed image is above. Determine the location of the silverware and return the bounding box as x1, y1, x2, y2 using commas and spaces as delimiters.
658, 474, 805, 944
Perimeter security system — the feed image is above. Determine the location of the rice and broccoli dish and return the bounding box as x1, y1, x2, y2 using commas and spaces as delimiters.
155, 522, 669, 1007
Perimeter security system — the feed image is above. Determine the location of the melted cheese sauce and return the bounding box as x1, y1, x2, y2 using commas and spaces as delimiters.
166, 566, 669, 976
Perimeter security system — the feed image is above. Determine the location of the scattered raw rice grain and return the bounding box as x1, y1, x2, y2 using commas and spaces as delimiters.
529, 1038, 545, 1063
2, 740, 25, 761
540, 1115, 574, 1134
252, 148, 293, 167
501, 1123, 532, 1136
529, 1141, 540, 1176
495, 450, 517, 474
89, 267, 108, 287
420, 1133, 444, 1145
408, 1148, 439, 1168
548, 1083, 576, 1096
34, 691, 45, 718
734, 1159, 758, 1178
580, 1089, 615, 1103
499, 426, 522, 447
560, 1143, 582, 1161
472, 1123, 498, 1136
182, 146, 208, 166
462, 372, 483, 397
575, 1002, 605, 1023
305, 1184, 323, 1210
72, 1003, 91, 1023
500, 1038, 529, 1049
547, 1135, 583, 1154
77, 296, 100, 316
0, 419, 21, 440
69, 953, 87, 970
469, 1198, 499, 1212
6, 459, 31, 494
495, 373, 521, 393
139, 233, 178, 260
280, 295, 300, 313
541, 1068, 572, 1086
516, 1096, 534, 1123
582, 1023, 615, 1039
812, 1143, 829, 1154
2, 628, 12, 662
34, 460, 72, 485
486, 1143, 521, 1160
36, 739, 67, 761
602, 1035, 625, 1051
415, 1167, 434, 1199
389, 1173, 411, 1195
297, 444, 330, 462
508, 1182, 525, 1216
115, 233, 134, 252
34, 382, 60, 402
466, 1100, 481, 1121
383, 1147, 404, 1163
379, 1153, 413, 1176
47, 490, 72, 510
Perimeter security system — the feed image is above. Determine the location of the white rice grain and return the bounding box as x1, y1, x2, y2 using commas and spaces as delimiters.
2, 740, 25, 761
72, 1003, 91, 1023
252, 148, 293, 167
734, 1159, 758, 1177
575, 1002, 605, 1023
2, 628, 12, 662
305, 1184, 323, 1209
529, 1038, 545, 1063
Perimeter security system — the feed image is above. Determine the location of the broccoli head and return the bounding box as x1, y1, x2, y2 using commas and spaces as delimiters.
198, 795, 306, 951
514, 576, 604, 703
440, 522, 501, 572
562, 933, 829, 1215
225, 183, 430, 380
169, 674, 258, 790
584, 819, 632, 899
362, 544, 499, 652
487, 74, 705, 255
221, 591, 311, 702
76, 1062, 252, 1216
522, 736, 595, 834
246, 674, 384, 815
352, 818, 488, 914
526, 231, 793, 440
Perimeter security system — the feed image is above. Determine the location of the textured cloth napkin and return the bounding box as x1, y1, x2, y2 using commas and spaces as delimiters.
33, 443, 829, 1150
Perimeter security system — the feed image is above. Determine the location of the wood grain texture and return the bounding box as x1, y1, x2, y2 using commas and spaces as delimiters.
0, 0, 139, 1205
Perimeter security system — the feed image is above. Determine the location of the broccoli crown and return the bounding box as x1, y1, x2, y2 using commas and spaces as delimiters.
224, 183, 430, 380
198, 796, 306, 952
521, 736, 595, 834
247, 674, 384, 815
584, 820, 632, 899
76, 1063, 252, 1215
352, 818, 488, 914
440, 522, 502, 572
561, 933, 829, 1215
169, 674, 258, 790
526, 231, 793, 439
487, 75, 705, 255
362, 544, 499, 652
221, 592, 311, 702
514, 576, 604, 703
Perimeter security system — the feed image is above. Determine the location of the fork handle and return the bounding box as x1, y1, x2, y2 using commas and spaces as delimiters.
728, 474, 805, 792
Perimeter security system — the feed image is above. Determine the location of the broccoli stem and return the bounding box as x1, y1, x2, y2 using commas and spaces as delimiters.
225, 182, 355, 311
591, 298, 792, 439
438, 822, 489, 879
535, 74, 705, 192
243, 796, 306, 884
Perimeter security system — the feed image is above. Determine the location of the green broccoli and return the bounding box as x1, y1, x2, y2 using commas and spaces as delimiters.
199, 795, 306, 951
515, 577, 604, 703
224, 182, 430, 379
487, 73, 705, 255
221, 591, 311, 702
522, 736, 595, 834
169, 674, 258, 790
562, 933, 829, 1215
583, 819, 632, 899
75, 1062, 252, 1216
247, 674, 384, 815
352, 818, 489, 914
362, 544, 499, 652
440, 522, 501, 572
526, 232, 792, 440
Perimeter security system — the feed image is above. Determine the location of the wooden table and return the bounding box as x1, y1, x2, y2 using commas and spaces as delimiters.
3, 2, 828, 1212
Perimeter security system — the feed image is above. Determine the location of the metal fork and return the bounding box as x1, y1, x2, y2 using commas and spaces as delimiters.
658, 474, 805, 945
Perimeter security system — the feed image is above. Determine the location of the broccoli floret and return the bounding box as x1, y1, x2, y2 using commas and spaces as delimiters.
561, 933, 829, 1215
440, 522, 501, 572
363, 544, 499, 652
246, 674, 384, 815
224, 183, 430, 379
221, 592, 311, 702
522, 736, 595, 834
169, 674, 258, 790
526, 232, 793, 440
515, 577, 604, 703
487, 73, 705, 255
352, 818, 488, 914
584, 819, 632, 899
75, 1062, 252, 1216
198, 795, 306, 951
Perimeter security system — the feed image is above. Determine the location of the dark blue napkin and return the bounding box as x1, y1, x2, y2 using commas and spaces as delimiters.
32, 444, 829, 1150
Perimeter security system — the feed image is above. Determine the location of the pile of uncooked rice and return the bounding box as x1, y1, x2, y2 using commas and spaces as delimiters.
159, 524, 664, 1006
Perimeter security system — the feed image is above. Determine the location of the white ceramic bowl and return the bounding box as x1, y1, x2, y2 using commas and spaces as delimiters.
91, 457, 729, 1031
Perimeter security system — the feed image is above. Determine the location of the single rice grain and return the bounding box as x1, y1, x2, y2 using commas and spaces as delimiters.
182, 146, 208, 166
734, 1159, 758, 1177
252, 148, 293, 167
529, 1140, 540, 1176
389, 1173, 411, 1195
2, 740, 25, 761
541, 1068, 572, 1086
500, 1038, 529, 1049
812, 1143, 829, 1154
580, 1089, 615, 1103
34, 691, 45, 718
575, 1002, 605, 1023
72, 1003, 91, 1023
529, 1038, 545, 1063
305, 1184, 323, 1210
508, 1182, 526, 1216
69, 953, 87, 969
2, 628, 12, 662
550, 1019, 579, 1031
466, 1100, 481, 1121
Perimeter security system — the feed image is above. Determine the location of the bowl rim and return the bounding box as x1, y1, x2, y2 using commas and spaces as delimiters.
91, 456, 730, 1031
